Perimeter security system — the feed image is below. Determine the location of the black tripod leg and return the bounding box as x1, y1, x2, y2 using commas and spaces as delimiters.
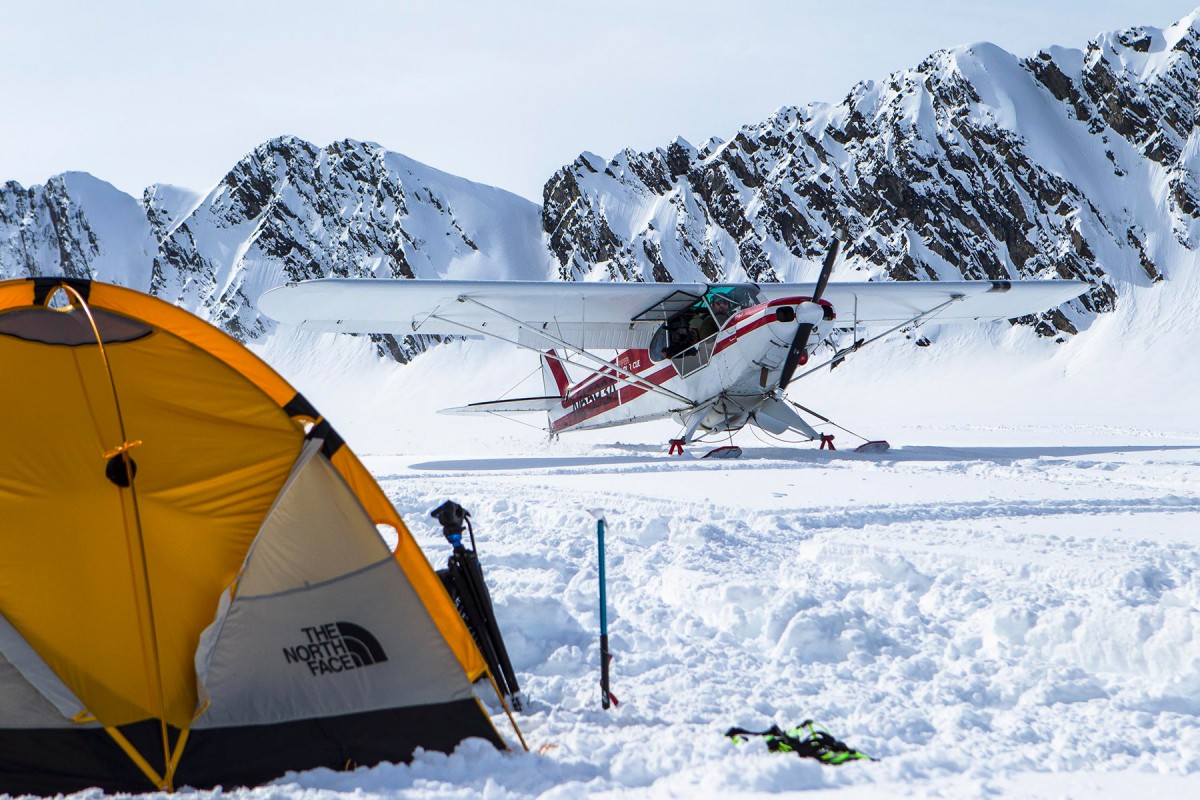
462, 554, 522, 707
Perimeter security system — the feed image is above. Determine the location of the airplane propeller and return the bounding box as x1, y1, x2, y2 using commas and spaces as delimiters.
778, 233, 842, 390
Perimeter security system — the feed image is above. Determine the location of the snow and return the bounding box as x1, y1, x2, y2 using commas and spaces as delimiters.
14, 14, 1200, 797
56, 172, 157, 288
379, 150, 554, 282
143, 183, 207, 235
17, 141, 1198, 800
208, 252, 1200, 800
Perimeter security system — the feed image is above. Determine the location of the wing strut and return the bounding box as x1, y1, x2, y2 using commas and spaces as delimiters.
785, 294, 965, 384
429, 297, 694, 406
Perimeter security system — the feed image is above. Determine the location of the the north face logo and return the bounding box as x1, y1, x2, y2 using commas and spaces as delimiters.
283, 622, 388, 675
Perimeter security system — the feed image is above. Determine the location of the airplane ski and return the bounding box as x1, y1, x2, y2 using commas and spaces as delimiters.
751, 398, 820, 439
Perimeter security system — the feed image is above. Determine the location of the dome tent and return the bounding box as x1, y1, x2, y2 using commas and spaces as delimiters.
0, 277, 508, 793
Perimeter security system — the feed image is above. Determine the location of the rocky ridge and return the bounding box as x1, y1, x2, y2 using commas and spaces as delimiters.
3, 11, 1198, 351
543, 12, 1200, 338
1, 137, 549, 359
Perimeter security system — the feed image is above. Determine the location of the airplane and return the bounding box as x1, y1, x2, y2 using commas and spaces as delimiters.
258, 239, 1089, 455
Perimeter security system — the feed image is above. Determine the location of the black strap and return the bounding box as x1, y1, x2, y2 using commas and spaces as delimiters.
726, 725, 784, 739
31, 277, 91, 305
283, 392, 321, 420
307, 418, 345, 459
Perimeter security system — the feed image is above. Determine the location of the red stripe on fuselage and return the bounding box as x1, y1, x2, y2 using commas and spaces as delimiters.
549, 298, 834, 433
552, 351, 678, 432
713, 307, 783, 356
712, 298, 835, 358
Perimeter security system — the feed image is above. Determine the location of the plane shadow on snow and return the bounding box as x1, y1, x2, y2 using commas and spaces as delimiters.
409, 444, 1200, 472
824, 443, 1200, 465
410, 455, 666, 472
606, 442, 1200, 464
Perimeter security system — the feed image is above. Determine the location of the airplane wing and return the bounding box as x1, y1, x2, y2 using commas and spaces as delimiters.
258, 277, 1090, 349
757, 280, 1090, 323
258, 279, 711, 350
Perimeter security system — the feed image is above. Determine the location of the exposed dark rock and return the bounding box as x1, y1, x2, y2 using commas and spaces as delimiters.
540, 15, 1200, 337
2, 137, 542, 354
1126, 227, 1163, 283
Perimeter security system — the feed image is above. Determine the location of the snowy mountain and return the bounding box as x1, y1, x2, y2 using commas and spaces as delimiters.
544, 12, 1200, 339
0, 171, 157, 287
1, 137, 550, 359
3, 11, 1199, 351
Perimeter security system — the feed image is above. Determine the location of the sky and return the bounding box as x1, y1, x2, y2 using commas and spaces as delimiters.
2, 1, 1197, 203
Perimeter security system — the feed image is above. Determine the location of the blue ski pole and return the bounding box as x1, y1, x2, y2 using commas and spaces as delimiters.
589, 509, 617, 709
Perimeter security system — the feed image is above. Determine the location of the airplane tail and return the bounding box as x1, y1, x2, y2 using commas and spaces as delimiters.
540, 350, 571, 398
438, 350, 570, 420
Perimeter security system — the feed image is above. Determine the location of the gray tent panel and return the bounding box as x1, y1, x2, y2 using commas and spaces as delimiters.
0, 653, 77, 729
231, 439, 399, 596
195, 560, 473, 728
194, 441, 477, 729
0, 614, 90, 727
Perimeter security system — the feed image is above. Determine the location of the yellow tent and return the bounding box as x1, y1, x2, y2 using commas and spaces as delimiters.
0, 277, 507, 793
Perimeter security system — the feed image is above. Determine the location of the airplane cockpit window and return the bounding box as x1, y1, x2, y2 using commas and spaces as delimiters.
705, 285, 762, 315
647, 285, 763, 363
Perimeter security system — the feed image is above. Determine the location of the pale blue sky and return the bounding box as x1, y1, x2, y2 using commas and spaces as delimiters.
1, 1, 1195, 201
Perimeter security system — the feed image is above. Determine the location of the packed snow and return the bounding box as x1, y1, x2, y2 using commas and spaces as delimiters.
184, 259, 1200, 800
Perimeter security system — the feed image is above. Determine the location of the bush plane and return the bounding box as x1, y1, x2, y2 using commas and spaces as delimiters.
259, 240, 1088, 454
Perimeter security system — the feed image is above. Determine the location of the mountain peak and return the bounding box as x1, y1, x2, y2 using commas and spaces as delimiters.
1, 140, 549, 355
2, 9, 1194, 358
542, 9, 1196, 335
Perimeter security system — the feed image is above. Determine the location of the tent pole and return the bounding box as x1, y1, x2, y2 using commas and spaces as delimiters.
103, 726, 167, 790
484, 671, 529, 752
52, 283, 175, 789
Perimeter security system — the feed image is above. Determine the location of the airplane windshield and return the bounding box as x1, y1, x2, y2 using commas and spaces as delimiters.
699, 285, 761, 313
648, 284, 763, 363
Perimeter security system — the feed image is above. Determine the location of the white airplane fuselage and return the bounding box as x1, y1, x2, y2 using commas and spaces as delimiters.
545, 296, 829, 436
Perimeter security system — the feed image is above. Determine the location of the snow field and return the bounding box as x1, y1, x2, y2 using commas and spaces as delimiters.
294, 436, 1197, 799
234, 274, 1200, 797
